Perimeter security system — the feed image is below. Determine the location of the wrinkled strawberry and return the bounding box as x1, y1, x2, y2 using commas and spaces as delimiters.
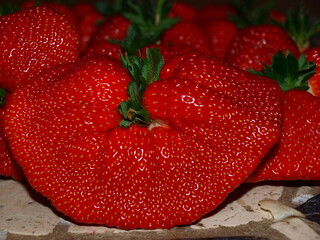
4, 49, 282, 229
0, 5, 80, 92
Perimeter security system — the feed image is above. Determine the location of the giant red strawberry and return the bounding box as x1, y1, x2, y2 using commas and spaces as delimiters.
4, 47, 282, 229
224, 24, 300, 71
0, 5, 80, 92
248, 51, 320, 182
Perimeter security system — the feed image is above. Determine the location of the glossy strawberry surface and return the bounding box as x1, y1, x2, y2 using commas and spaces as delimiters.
4, 53, 282, 229
248, 90, 320, 182
224, 25, 300, 71
0, 5, 80, 91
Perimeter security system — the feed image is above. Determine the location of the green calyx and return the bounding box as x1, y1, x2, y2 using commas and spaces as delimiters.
250, 50, 316, 92
228, 0, 277, 29
275, 6, 320, 51
112, 0, 179, 55
118, 47, 164, 128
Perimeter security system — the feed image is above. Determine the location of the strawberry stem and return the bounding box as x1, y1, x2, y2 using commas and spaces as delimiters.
119, 48, 164, 128
250, 50, 316, 91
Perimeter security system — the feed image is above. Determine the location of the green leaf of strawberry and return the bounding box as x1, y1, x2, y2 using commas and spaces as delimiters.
113, 0, 179, 55
119, 47, 164, 127
275, 6, 320, 52
250, 50, 316, 91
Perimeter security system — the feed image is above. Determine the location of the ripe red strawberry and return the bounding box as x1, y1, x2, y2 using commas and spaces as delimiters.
4, 48, 282, 229
71, 3, 105, 54
199, 19, 238, 59
85, 14, 130, 60
168, 2, 197, 22
224, 24, 300, 71
248, 51, 320, 182
304, 47, 320, 96
0, 91, 24, 181
0, 5, 80, 92
161, 22, 212, 54
21, 1, 78, 27
195, 4, 236, 23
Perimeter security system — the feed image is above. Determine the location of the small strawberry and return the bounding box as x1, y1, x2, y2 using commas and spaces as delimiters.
161, 22, 212, 54
168, 2, 197, 22
0, 5, 80, 92
195, 4, 236, 23
4, 48, 282, 229
224, 24, 300, 71
248, 51, 320, 182
71, 3, 105, 54
305, 47, 320, 96
199, 19, 238, 59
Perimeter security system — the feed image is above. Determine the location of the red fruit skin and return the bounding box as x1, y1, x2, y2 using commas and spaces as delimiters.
85, 15, 130, 60
0, 105, 24, 181
4, 54, 282, 229
0, 6, 80, 92
248, 90, 320, 182
224, 25, 300, 71
200, 19, 238, 59
304, 47, 320, 97
72, 3, 105, 54
21, 1, 78, 27
162, 22, 212, 55
168, 2, 198, 22
196, 4, 236, 23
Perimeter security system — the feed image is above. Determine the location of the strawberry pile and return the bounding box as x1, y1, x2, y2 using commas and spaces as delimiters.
0, 0, 319, 229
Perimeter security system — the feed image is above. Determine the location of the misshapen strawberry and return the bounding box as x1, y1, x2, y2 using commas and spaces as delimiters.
4, 48, 282, 229
248, 51, 320, 182
0, 5, 80, 91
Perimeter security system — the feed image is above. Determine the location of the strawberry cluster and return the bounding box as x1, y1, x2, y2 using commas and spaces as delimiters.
0, 0, 319, 229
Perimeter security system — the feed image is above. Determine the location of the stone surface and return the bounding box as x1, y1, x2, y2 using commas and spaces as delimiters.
0, 179, 319, 240
271, 218, 320, 240
0, 179, 60, 236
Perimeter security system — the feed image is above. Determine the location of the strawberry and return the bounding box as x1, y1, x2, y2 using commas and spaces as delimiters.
0, 90, 24, 181
224, 24, 300, 71
4, 47, 282, 229
305, 47, 320, 96
0, 5, 80, 92
199, 19, 238, 59
168, 2, 197, 22
71, 3, 105, 54
248, 51, 320, 182
195, 4, 236, 23
161, 22, 212, 54
86, 0, 178, 58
